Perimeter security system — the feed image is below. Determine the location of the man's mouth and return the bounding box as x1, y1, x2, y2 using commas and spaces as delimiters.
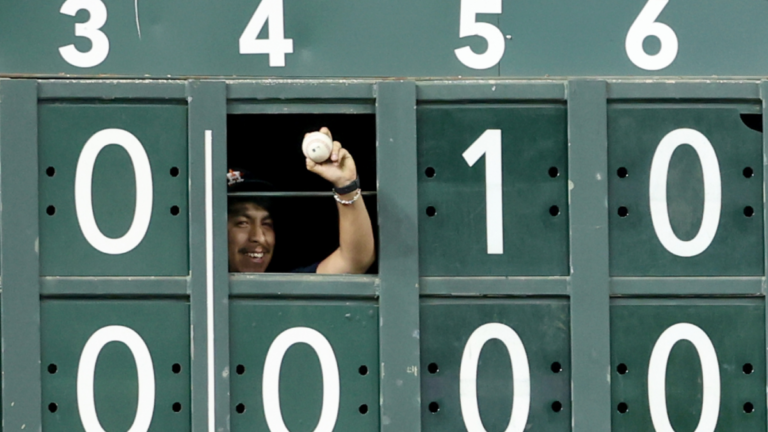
247, 251, 264, 259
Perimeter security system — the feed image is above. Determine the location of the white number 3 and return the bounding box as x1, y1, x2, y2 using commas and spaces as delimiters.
625, 0, 678, 71
59, 0, 110, 68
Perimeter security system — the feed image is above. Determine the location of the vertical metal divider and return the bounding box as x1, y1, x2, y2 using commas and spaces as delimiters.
375, 81, 422, 432
187, 80, 230, 432
567, 79, 611, 432
760, 80, 768, 429
0, 79, 43, 430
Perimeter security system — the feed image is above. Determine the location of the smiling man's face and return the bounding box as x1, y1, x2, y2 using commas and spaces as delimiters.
227, 202, 275, 272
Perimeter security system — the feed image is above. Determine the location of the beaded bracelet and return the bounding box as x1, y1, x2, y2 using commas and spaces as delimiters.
333, 189, 361, 205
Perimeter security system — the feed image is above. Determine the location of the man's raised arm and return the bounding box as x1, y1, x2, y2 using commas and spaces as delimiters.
305, 127, 375, 274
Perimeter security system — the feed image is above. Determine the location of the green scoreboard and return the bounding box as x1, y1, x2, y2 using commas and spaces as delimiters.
1, 0, 768, 431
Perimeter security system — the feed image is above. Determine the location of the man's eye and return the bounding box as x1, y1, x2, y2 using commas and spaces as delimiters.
237, 220, 249, 227
263, 222, 274, 229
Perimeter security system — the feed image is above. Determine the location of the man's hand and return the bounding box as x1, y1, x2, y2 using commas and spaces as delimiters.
305, 127, 357, 188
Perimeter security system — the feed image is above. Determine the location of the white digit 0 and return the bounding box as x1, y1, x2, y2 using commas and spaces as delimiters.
77, 326, 155, 432
262, 327, 340, 432
460, 323, 530, 432
239, 0, 294, 67
75, 128, 153, 255
463, 129, 503, 254
455, 0, 505, 70
59, 0, 110, 68
648, 323, 720, 432
625, 0, 678, 70
649, 128, 721, 257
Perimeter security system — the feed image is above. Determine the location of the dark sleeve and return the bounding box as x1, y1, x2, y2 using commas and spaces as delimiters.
291, 261, 320, 273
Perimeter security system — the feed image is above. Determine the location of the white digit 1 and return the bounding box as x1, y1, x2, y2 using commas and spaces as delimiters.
77, 326, 155, 432
75, 128, 153, 255
59, 0, 109, 68
648, 323, 720, 432
460, 323, 530, 432
239, 0, 293, 67
454, 0, 505, 70
625, 0, 678, 70
262, 327, 339, 432
649, 128, 721, 257
463, 129, 503, 254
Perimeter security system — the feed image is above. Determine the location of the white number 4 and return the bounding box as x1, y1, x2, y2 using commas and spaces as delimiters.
239, 0, 293, 67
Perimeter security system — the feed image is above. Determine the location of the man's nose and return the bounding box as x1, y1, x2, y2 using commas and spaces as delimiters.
249, 224, 266, 243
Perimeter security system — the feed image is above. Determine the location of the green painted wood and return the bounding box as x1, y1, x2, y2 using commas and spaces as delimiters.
4, 1, 768, 77
186, 79, 230, 432
760, 79, 768, 432
0, 78, 41, 431
419, 277, 568, 296
41, 277, 188, 296
417, 105, 569, 276
416, 82, 566, 101
607, 81, 760, 101
227, 82, 375, 100
610, 277, 763, 296
608, 105, 763, 276
230, 300, 379, 432
567, 79, 611, 432
38, 80, 187, 100
38, 103, 189, 276
41, 300, 190, 431
229, 274, 378, 298
376, 80, 422, 432
611, 299, 766, 432
420, 299, 571, 431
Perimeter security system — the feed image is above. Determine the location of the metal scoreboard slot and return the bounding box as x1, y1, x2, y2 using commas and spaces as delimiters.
608, 105, 764, 276
611, 299, 766, 432
38, 103, 189, 276
41, 300, 191, 431
229, 301, 379, 432
421, 299, 571, 432
417, 105, 569, 276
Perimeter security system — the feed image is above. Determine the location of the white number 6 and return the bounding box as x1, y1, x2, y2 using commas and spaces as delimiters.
455, 0, 505, 70
625, 0, 678, 71
59, 0, 110, 68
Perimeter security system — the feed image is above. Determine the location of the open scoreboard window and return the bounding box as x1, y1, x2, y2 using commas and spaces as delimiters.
227, 113, 378, 274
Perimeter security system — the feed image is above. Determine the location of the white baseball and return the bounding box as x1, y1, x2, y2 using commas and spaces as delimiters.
302, 132, 333, 163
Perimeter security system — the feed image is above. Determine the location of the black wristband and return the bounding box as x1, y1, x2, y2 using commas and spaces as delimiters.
333, 176, 360, 195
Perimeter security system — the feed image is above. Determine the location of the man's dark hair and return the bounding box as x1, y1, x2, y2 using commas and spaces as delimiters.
227, 196, 275, 219
227, 168, 278, 223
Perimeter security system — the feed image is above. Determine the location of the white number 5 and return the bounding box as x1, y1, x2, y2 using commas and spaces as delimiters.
625, 0, 678, 71
59, 0, 109, 68
455, 0, 505, 70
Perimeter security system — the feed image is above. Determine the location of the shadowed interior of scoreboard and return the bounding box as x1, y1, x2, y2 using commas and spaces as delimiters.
227, 114, 378, 273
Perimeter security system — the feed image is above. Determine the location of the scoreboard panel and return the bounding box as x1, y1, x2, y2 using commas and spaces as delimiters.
608, 105, 764, 276
417, 105, 569, 276
41, 300, 191, 431
611, 299, 766, 431
420, 299, 571, 432
38, 103, 189, 276
0, 75, 767, 432
230, 301, 379, 432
